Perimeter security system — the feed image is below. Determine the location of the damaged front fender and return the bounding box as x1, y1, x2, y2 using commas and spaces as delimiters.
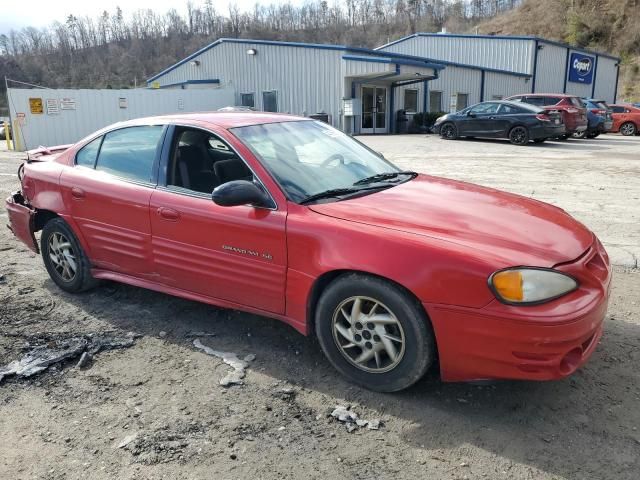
6, 191, 39, 253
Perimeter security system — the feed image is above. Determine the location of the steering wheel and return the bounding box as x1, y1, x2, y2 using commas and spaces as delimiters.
321, 153, 345, 168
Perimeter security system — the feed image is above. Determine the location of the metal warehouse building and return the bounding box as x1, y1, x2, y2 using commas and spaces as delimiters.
147, 33, 620, 135
377, 33, 620, 108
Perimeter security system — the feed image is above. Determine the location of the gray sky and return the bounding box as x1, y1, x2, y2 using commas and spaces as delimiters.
1, 0, 303, 34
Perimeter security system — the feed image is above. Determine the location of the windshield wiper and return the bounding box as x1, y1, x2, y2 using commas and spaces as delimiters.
352, 170, 418, 186
299, 185, 389, 205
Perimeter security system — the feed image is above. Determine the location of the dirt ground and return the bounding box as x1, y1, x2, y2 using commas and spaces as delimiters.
1, 135, 639, 480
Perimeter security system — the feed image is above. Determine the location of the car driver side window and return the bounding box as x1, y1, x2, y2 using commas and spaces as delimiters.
167, 128, 254, 195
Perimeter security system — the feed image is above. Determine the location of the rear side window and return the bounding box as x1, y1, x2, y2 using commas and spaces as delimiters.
568, 97, 583, 107
95, 126, 164, 183
76, 136, 103, 167
524, 97, 546, 106
611, 106, 625, 113
498, 104, 524, 114
544, 97, 561, 106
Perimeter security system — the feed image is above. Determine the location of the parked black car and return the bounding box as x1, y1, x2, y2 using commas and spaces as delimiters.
433, 101, 565, 145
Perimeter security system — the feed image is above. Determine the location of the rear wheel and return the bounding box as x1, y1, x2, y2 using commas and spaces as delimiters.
620, 122, 637, 136
41, 218, 97, 293
509, 126, 529, 145
572, 130, 587, 139
439, 122, 458, 140
315, 274, 436, 392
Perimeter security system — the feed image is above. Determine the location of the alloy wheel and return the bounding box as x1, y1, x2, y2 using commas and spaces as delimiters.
620, 122, 636, 136
441, 124, 456, 139
510, 127, 528, 145
48, 232, 77, 281
332, 296, 406, 373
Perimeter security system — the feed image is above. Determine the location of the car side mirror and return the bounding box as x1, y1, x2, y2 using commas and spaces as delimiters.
212, 180, 270, 208
467, 111, 476, 117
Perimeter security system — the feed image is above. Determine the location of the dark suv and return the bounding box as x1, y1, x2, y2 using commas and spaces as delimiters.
506, 94, 588, 139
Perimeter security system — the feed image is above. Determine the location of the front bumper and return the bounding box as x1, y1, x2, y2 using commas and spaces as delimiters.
6, 191, 39, 253
427, 239, 611, 382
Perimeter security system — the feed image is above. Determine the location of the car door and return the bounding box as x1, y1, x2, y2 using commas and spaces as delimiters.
59, 125, 167, 276
464, 103, 501, 136
495, 103, 522, 136
148, 125, 287, 314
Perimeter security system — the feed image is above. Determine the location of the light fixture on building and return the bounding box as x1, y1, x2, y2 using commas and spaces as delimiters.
246, 48, 257, 56
537, 44, 545, 50
190, 60, 200, 67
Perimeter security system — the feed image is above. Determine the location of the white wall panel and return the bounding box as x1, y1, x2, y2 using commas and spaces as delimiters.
379, 35, 535, 74
7, 87, 234, 150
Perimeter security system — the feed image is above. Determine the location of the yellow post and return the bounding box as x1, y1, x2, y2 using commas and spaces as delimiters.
3, 121, 10, 150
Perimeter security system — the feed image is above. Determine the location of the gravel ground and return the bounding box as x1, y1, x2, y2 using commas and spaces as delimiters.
1, 135, 639, 480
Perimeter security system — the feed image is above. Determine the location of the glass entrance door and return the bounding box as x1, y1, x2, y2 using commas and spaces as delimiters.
361, 86, 388, 134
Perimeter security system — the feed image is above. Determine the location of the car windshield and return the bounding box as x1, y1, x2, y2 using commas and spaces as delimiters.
231, 120, 407, 203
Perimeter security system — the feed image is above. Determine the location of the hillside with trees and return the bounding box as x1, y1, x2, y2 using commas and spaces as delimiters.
0, 0, 523, 113
1, 0, 637, 115
477, 0, 639, 101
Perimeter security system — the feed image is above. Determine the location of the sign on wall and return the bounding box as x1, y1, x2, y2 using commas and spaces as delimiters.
60, 98, 76, 110
29, 98, 43, 114
46, 99, 59, 115
568, 52, 595, 85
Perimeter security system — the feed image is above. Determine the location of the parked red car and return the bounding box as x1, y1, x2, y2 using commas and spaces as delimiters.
6, 113, 611, 392
609, 104, 640, 136
507, 94, 588, 138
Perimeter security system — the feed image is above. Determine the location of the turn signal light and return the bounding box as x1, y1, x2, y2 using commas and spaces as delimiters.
492, 270, 524, 302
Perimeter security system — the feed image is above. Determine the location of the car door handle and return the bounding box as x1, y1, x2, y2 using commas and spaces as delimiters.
157, 207, 180, 221
71, 187, 85, 200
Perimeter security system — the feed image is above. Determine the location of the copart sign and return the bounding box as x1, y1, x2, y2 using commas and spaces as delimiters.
568, 52, 595, 85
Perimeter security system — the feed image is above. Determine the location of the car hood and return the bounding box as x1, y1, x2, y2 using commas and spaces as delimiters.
308, 175, 593, 267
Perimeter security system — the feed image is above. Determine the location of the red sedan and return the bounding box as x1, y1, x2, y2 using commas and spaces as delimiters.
609, 104, 640, 136
6, 113, 611, 392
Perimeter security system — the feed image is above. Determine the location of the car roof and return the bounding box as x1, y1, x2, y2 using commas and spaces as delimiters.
114, 112, 306, 129
514, 93, 578, 98
474, 100, 542, 112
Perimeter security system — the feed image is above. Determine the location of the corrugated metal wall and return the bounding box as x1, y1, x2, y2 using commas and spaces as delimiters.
429, 66, 482, 110
484, 72, 530, 100
379, 35, 535, 74
533, 43, 567, 93
593, 56, 619, 103
154, 42, 345, 127
7, 87, 234, 150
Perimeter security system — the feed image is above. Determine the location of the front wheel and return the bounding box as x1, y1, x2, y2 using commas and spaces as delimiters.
439, 122, 458, 140
41, 217, 98, 293
315, 274, 436, 392
509, 126, 530, 145
620, 122, 637, 136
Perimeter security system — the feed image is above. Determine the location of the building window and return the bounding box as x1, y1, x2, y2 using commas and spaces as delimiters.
240, 93, 255, 108
429, 91, 442, 113
404, 89, 418, 113
262, 90, 278, 112
456, 93, 469, 111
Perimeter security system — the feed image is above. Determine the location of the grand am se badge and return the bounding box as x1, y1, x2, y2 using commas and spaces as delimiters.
222, 244, 273, 260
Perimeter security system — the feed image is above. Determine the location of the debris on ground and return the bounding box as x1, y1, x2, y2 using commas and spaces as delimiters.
116, 433, 138, 449
192, 338, 254, 387
0, 334, 135, 383
330, 405, 382, 432
184, 331, 217, 338
75, 352, 93, 369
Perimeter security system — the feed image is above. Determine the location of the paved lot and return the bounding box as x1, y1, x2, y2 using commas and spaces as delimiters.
0, 136, 639, 480
359, 134, 640, 268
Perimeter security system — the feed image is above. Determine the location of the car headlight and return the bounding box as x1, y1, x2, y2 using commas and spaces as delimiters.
434, 116, 444, 124
489, 268, 578, 305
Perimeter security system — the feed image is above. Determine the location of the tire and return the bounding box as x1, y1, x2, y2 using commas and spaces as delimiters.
439, 122, 458, 140
620, 122, 637, 136
315, 273, 436, 392
572, 130, 587, 139
533, 138, 547, 144
41, 217, 98, 293
509, 126, 529, 145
